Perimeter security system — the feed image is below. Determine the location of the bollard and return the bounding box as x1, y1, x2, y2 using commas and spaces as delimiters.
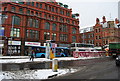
52, 59, 58, 72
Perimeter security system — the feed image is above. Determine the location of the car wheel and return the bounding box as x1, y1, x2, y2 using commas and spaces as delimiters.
116, 62, 119, 66
41, 55, 45, 58
61, 55, 64, 57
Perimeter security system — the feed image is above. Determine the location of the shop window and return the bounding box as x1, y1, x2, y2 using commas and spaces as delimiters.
52, 33, 56, 41
44, 32, 50, 40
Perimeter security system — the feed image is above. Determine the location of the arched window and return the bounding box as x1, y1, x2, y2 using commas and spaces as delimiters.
12, 16, 21, 25
11, 6, 16, 12
52, 23, 57, 31
45, 22, 50, 30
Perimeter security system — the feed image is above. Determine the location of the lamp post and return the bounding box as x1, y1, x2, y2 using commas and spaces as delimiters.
9, 15, 15, 56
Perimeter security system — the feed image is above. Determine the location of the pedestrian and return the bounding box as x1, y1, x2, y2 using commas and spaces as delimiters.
30, 50, 35, 61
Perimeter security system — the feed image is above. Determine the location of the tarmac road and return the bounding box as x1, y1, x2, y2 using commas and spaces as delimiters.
46, 57, 120, 81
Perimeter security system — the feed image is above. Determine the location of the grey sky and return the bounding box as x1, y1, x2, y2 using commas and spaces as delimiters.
56, 0, 119, 28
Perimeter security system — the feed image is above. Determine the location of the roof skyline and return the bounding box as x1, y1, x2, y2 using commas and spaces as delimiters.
56, 0, 119, 28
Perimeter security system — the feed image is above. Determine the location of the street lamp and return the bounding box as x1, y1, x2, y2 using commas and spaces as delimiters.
10, 15, 15, 56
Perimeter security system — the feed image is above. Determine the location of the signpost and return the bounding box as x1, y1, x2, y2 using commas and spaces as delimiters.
46, 40, 56, 59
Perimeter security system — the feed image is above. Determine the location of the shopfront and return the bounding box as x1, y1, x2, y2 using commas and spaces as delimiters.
8, 41, 21, 56
25, 42, 41, 56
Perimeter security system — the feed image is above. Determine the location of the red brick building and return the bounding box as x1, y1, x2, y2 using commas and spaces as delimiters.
80, 16, 120, 48
0, 0, 80, 56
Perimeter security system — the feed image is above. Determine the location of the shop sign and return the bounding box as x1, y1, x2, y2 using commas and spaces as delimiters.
25, 42, 41, 46
8, 41, 21, 45
0, 27, 4, 36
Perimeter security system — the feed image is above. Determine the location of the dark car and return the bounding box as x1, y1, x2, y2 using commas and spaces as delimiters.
116, 55, 120, 66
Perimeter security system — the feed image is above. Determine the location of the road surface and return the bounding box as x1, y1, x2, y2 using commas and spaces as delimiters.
44, 57, 120, 81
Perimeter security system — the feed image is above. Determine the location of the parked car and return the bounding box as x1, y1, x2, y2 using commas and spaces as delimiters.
115, 55, 120, 66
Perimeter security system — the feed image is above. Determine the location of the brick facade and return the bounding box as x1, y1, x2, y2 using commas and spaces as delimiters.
1, 1, 80, 56
80, 16, 120, 48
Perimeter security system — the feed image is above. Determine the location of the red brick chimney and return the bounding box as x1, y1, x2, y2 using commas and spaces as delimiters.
102, 16, 106, 23
115, 18, 119, 24
96, 18, 100, 24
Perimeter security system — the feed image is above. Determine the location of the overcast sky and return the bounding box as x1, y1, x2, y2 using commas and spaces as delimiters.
56, 0, 119, 29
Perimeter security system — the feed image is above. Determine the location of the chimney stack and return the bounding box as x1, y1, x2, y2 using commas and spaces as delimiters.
96, 18, 100, 24
115, 18, 119, 24
102, 16, 106, 23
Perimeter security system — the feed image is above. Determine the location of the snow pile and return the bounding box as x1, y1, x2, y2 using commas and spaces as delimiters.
0, 57, 100, 63
0, 69, 77, 80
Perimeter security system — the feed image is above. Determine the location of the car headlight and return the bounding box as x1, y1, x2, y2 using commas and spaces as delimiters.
116, 58, 119, 60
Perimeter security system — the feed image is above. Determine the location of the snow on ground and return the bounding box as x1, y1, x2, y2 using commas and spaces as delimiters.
0, 56, 100, 63
0, 69, 77, 80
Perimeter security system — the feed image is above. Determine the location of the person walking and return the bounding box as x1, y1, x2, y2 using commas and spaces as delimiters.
30, 50, 35, 61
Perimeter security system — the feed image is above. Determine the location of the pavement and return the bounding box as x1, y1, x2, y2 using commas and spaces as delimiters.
0, 56, 29, 59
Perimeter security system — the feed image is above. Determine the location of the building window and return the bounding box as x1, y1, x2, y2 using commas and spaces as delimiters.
27, 18, 39, 28
52, 33, 56, 41
32, 2, 34, 6
72, 28, 77, 34
36, 12, 38, 16
52, 16, 54, 20
11, 6, 16, 12
52, 7, 54, 12
28, 30, 39, 39
26, 2, 31, 5
27, 18, 32, 27
44, 32, 50, 40
60, 34, 68, 42
19, 8, 23, 14
40, 4, 42, 8
4, 7, 7, 11
26, 30, 29, 38
45, 5, 47, 10
19, 2, 24, 4
35, 20, 39, 28
31, 11, 34, 15
1, 14, 7, 24
27, 10, 30, 15
36, 3, 39, 7
56, 8, 58, 13
59, 24, 68, 32
45, 22, 50, 30
52, 23, 57, 31
63, 25, 68, 32
60, 17, 64, 22
12, 16, 21, 25
72, 36, 76, 42
10, 28, 20, 37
